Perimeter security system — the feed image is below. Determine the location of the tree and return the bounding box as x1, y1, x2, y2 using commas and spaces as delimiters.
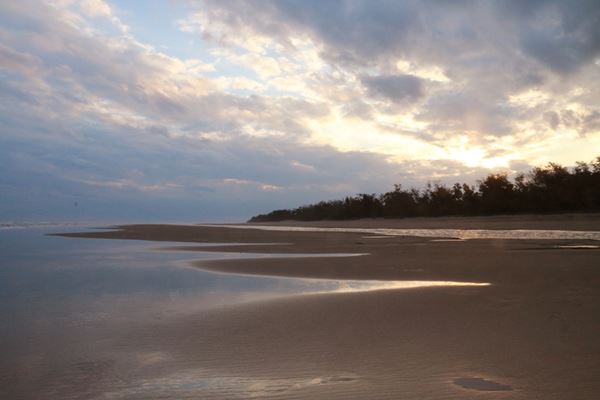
478, 173, 515, 214
248, 156, 600, 222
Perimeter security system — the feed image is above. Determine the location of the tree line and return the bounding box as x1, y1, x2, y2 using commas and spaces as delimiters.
249, 157, 600, 222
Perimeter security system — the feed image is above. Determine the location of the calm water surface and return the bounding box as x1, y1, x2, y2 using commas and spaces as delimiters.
1, 227, 490, 399
212, 224, 600, 240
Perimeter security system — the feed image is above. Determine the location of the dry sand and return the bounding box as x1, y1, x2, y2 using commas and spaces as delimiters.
58, 216, 600, 399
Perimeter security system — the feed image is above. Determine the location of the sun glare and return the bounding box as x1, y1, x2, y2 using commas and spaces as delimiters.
446, 147, 510, 169
448, 147, 484, 167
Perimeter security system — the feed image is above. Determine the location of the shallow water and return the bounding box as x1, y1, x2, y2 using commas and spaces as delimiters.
0, 227, 489, 399
453, 377, 513, 392
210, 223, 600, 240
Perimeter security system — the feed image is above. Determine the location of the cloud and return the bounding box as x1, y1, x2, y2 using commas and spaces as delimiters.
1, 0, 599, 221
192, 0, 600, 75
499, 0, 600, 74
416, 90, 520, 138
361, 74, 424, 104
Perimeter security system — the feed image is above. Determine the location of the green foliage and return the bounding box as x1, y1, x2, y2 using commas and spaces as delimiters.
248, 157, 600, 222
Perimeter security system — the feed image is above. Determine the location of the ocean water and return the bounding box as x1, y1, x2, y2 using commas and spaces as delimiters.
0, 227, 491, 399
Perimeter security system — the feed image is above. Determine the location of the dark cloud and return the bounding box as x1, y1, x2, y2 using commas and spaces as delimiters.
499, 0, 600, 74
544, 111, 560, 130
199, 0, 421, 65
553, 109, 600, 136
361, 74, 424, 103
199, 0, 600, 74
583, 111, 600, 134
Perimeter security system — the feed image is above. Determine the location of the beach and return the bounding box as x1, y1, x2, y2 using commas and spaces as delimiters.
50, 215, 600, 399
6, 1, 600, 398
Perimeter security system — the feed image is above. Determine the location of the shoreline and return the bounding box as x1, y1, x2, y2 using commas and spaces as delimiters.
56, 217, 600, 284
53, 217, 600, 399
246, 212, 600, 231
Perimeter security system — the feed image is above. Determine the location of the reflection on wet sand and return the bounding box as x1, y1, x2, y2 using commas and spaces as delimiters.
4, 224, 600, 399
554, 244, 600, 249
453, 376, 513, 392
1, 228, 495, 400
103, 369, 362, 399
311, 279, 489, 294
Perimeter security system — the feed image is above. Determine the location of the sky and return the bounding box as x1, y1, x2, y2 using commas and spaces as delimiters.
1, 0, 599, 222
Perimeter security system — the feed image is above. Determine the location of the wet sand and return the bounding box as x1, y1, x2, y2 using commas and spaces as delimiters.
250, 212, 600, 231
57, 218, 600, 399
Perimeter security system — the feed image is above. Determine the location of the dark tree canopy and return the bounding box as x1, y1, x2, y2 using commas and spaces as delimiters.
249, 157, 600, 222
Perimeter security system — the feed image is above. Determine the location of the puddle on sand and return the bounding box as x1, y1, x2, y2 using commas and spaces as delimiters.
454, 377, 513, 392
362, 235, 395, 239
313, 279, 489, 294
209, 224, 600, 241
554, 244, 599, 249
